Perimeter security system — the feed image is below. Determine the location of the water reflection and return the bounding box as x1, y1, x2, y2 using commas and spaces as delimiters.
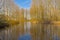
20, 21, 60, 40
18, 33, 32, 40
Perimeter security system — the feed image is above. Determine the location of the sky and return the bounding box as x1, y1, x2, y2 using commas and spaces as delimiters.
14, 0, 32, 9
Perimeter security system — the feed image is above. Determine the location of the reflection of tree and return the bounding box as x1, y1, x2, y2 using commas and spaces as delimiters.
0, 14, 20, 40
19, 8, 25, 35
30, 0, 60, 40
30, 1, 45, 39
0, 0, 21, 40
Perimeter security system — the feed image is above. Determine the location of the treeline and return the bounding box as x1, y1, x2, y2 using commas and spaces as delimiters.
0, 0, 24, 40
30, 0, 60, 40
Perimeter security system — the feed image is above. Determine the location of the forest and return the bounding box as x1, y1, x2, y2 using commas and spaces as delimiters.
0, 0, 60, 40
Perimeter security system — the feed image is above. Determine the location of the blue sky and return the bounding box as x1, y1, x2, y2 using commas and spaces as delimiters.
14, 0, 32, 8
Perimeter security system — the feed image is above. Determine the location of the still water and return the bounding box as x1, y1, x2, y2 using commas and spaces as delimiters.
18, 22, 60, 40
